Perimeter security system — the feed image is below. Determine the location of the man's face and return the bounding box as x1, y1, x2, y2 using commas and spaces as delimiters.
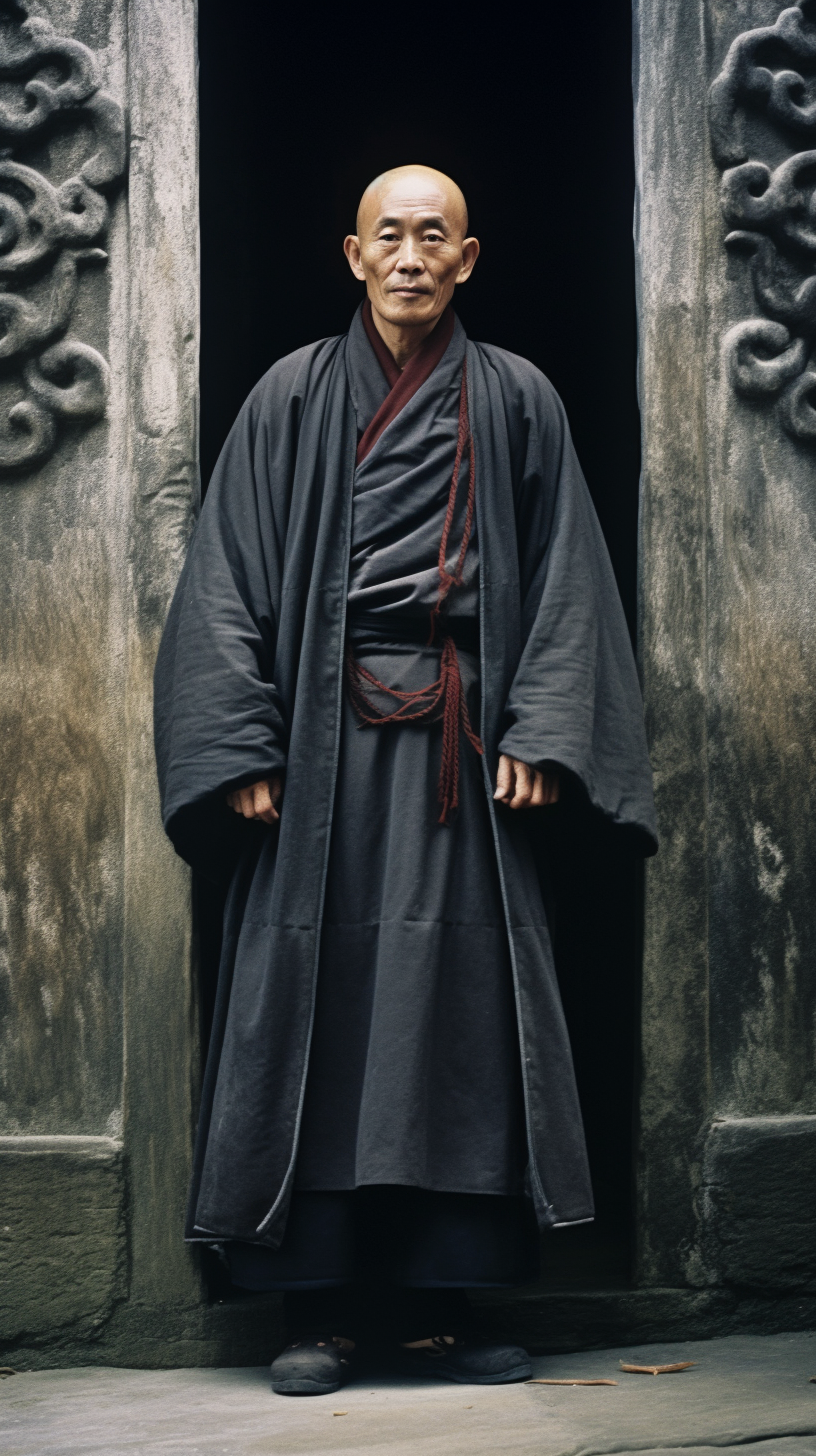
345, 172, 479, 330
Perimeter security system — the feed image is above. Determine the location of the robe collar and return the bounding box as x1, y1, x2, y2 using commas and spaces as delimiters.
354, 298, 456, 464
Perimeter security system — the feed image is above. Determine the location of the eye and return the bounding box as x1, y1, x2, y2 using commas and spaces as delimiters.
379, 231, 399, 242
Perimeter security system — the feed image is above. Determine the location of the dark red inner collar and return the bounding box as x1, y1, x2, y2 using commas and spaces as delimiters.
356, 299, 455, 464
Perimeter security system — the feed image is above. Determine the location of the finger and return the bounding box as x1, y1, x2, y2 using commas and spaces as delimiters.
253, 781, 279, 825
542, 774, 559, 809
494, 754, 514, 801
529, 769, 546, 807
226, 791, 238, 811
509, 759, 532, 809
239, 787, 257, 819
253, 781, 271, 811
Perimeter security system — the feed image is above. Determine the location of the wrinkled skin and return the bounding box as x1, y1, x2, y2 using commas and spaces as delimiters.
343, 163, 479, 368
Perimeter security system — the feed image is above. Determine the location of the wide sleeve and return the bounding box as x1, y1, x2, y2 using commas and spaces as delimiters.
153, 373, 292, 880
497, 367, 657, 854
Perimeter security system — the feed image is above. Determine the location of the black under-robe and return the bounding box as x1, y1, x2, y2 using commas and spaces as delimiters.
153, 303, 657, 1256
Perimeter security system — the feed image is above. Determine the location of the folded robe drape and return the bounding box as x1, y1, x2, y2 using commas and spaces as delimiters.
153, 307, 657, 1248
293, 307, 523, 1200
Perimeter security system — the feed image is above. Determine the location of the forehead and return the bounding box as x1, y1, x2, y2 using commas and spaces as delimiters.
370, 176, 456, 224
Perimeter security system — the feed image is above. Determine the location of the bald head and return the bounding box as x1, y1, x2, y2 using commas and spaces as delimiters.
344, 164, 479, 366
356, 165, 468, 239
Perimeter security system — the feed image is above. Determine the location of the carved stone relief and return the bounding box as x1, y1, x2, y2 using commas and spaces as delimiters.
711, 0, 816, 442
0, 7, 125, 474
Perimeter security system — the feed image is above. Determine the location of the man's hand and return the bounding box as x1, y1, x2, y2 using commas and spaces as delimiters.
226, 775, 283, 825
493, 755, 559, 809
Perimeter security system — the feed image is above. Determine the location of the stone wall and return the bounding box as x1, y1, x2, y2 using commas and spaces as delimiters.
0, 0, 205, 1366
636, 0, 816, 1304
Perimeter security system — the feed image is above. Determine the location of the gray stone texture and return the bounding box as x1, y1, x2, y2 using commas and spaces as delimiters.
0, 1137, 125, 1345
634, 0, 816, 1295
0, 0, 201, 1363
2, 1333, 816, 1456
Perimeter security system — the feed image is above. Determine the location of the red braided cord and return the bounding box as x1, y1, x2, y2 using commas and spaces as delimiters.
439, 368, 475, 592
346, 360, 483, 824
428, 364, 475, 647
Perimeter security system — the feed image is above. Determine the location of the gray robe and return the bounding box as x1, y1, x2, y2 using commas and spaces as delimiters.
295, 309, 525, 1197
154, 307, 657, 1247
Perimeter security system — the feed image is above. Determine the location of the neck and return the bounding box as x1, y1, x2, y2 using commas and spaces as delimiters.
369, 304, 442, 370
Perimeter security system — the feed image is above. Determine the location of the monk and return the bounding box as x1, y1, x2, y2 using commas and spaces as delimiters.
154, 165, 656, 1395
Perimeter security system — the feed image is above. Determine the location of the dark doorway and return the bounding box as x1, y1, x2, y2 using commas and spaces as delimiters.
198, 0, 641, 1292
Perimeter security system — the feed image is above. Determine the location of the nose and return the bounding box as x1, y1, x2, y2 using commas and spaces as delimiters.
396, 237, 424, 273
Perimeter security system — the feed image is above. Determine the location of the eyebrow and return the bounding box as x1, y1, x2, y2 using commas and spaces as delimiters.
375, 215, 450, 231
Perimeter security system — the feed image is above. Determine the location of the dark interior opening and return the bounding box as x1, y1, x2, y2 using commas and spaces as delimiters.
197, 0, 641, 1294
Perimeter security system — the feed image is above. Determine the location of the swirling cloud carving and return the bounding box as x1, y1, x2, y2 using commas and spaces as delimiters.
711, 0, 816, 445
711, 0, 816, 166
0, 8, 125, 476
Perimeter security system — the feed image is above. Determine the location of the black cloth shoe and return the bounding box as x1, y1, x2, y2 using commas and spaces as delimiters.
270, 1335, 356, 1395
395, 1333, 532, 1385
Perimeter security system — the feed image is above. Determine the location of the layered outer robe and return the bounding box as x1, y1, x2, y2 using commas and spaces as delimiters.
154, 316, 657, 1249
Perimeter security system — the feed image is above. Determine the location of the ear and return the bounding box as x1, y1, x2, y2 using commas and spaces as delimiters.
344, 235, 366, 282
456, 237, 480, 285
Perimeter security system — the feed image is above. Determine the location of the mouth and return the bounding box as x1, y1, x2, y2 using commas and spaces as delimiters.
389, 287, 432, 297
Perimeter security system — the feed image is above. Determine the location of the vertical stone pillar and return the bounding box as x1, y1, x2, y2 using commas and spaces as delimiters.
120, 0, 201, 1336
636, 0, 816, 1299
0, 0, 201, 1361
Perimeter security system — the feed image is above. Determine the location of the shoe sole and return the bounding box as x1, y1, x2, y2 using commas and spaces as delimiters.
271, 1378, 343, 1395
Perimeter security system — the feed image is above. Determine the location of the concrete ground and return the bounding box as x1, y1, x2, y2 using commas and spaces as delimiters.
2, 1331, 815, 1456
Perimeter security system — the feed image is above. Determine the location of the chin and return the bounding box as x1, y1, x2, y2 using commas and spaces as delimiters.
381, 298, 436, 325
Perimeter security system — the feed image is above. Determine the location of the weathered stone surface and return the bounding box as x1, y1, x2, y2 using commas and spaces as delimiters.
634, 0, 712, 1290
706, 2, 816, 1126
0, 0, 127, 1141
635, 0, 816, 1295
118, 0, 201, 1322
699, 1117, 816, 1292
0, 0, 200, 1363
0, 1136, 125, 1343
